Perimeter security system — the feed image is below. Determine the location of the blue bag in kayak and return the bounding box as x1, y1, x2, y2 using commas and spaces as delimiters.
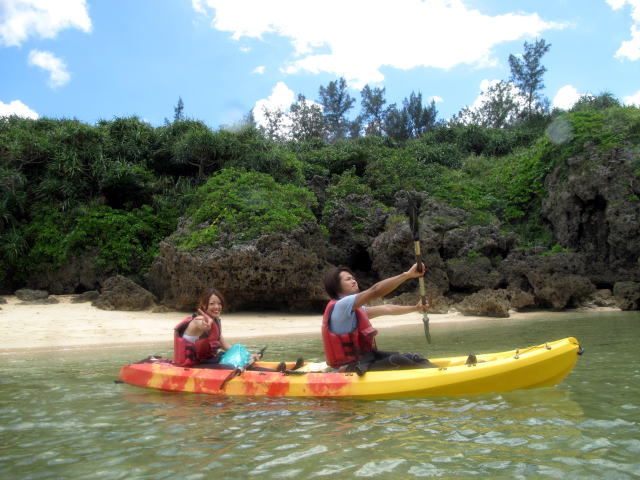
220, 344, 252, 368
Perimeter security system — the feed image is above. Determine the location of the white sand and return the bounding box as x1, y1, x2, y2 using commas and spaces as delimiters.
0, 294, 611, 353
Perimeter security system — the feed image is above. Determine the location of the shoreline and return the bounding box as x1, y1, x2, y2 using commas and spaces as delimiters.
0, 294, 621, 354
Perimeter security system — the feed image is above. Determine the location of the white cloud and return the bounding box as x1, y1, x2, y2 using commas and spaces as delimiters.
607, 0, 640, 60
431, 96, 443, 103
195, 0, 563, 87
252, 81, 295, 128
0, 99, 39, 118
623, 89, 640, 106
616, 24, 640, 60
552, 84, 585, 110
252, 65, 265, 74
0, 0, 91, 47
28, 49, 70, 87
192, 0, 207, 15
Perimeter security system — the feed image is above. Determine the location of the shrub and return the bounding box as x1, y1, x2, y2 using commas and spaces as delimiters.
179, 168, 317, 248
17, 205, 177, 280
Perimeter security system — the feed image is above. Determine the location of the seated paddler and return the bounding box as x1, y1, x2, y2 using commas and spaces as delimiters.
322, 263, 438, 374
173, 287, 235, 368
173, 286, 304, 373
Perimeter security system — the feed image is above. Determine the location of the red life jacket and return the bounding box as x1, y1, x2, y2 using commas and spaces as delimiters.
172, 316, 223, 367
321, 299, 378, 369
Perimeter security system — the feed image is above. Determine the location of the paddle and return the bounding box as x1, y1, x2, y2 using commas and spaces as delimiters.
408, 193, 431, 344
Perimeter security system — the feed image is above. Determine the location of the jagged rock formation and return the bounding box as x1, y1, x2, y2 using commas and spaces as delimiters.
455, 289, 511, 317
14, 288, 59, 304
543, 144, 640, 286
92, 275, 155, 311
613, 281, 640, 310
27, 251, 102, 294
146, 223, 332, 312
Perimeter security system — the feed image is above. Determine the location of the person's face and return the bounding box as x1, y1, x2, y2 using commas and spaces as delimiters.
338, 271, 359, 296
206, 293, 223, 317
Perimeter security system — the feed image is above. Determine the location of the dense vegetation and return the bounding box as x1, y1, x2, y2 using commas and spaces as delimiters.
2, 98, 638, 291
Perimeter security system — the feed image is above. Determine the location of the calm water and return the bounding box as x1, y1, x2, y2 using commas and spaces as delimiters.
1, 311, 639, 479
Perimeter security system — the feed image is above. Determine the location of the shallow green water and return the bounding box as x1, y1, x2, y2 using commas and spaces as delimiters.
1, 311, 639, 479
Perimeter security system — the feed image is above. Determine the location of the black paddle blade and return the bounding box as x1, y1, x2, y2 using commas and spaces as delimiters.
422, 316, 431, 344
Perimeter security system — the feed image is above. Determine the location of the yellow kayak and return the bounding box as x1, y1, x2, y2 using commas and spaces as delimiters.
119, 337, 582, 399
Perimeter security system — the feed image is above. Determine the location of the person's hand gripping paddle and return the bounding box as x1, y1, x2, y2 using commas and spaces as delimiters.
408, 194, 431, 344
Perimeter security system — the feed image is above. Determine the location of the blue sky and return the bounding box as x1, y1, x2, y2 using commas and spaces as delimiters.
1, 0, 640, 129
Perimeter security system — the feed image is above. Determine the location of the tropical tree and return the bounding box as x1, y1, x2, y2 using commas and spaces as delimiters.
172, 122, 234, 178
318, 77, 355, 142
259, 105, 288, 142
404, 92, 438, 137
451, 81, 522, 128
288, 94, 327, 141
383, 92, 437, 140
174, 97, 185, 122
359, 84, 387, 136
508, 38, 551, 118
570, 92, 621, 112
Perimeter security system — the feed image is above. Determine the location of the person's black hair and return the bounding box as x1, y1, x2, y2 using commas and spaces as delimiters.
323, 266, 355, 299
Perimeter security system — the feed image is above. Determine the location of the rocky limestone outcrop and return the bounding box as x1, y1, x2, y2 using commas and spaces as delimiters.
14, 288, 59, 304
146, 223, 332, 312
497, 249, 596, 309
453, 288, 536, 317
70, 290, 99, 303
15, 289, 49, 301
26, 250, 103, 294
370, 219, 449, 295
526, 272, 595, 309
455, 289, 511, 317
92, 275, 156, 311
370, 197, 473, 296
442, 225, 518, 260
543, 144, 640, 285
584, 289, 618, 308
613, 281, 640, 310
323, 193, 389, 268
446, 256, 503, 291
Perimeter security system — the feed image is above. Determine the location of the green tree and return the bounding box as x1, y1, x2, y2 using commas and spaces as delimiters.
174, 97, 185, 122
259, 105, 288, 142
509, 38, 551, 118
452, 81, 521, 128
570, 92, 621, 112
288, 94, 327, 141
172, 122, 236, 178
383, 103, 411, 140
404, 91, 437, 137
383, 92, 437, 140
359, 84, 387, 136
318, 77, 355, 142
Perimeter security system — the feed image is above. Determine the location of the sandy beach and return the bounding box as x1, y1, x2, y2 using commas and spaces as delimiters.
0, 294, 605, 354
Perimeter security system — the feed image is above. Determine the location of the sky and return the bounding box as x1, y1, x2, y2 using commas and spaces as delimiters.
1, 0, 640, 130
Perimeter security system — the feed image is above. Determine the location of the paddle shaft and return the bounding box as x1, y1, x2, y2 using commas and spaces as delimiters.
414, 241, 427, 303
413, 239, 431, 344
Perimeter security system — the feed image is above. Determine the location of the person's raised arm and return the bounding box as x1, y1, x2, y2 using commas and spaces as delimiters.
353, 263, 425, 309
367, 299, 429, 319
